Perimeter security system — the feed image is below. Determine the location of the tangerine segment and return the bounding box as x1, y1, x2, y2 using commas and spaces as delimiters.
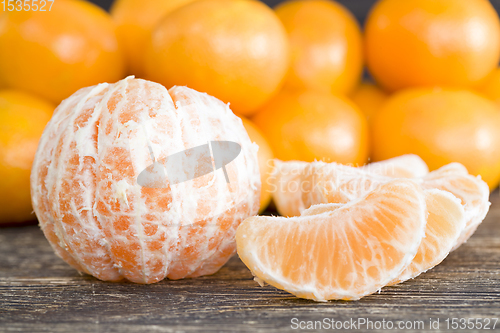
301, 203, 343, 217
31, 77, 260, 283
269, 154, 427, 217
237, 181, 427, 301
31, 86, 111, 278
302, 189, 466, 285
422, 164, 490, 250
361, 154, 429, 178
390, 189, 465, 285
268, 160, 308, 217
270, 159, 489, 249
270, 159, 389, 217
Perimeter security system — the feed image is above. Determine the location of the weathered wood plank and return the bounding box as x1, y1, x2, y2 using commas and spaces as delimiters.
0, 191, 499, 332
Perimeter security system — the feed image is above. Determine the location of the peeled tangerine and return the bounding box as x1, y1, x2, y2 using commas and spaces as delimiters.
30, 77, 261, 283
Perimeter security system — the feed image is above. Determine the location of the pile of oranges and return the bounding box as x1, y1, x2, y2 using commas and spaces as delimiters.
0, 0, 498, 301
3, 0, 500, 224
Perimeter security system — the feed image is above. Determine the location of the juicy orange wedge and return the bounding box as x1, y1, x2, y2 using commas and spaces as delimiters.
237, 180, 427, 301
391, 189, 465, 285
422, 163, 490, 250
300, 188, 466, 286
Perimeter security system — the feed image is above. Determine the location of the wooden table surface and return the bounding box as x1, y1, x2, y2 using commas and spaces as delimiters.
1, 192, 499, 333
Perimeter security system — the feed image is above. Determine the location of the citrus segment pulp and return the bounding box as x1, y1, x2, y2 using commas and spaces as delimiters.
361, 154, 429, 178
236, 180, 427, 301
390, 189, 465, 285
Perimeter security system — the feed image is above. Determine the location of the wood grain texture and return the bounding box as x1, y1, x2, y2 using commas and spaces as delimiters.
0, 191, 499, 333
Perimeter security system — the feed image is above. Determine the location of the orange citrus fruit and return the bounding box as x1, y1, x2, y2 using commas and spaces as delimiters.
365, 0, 500, 92
31, 77, 260, 283
252, 89, 369, 164
110, 0, 195, 76
275, 0, 363, 95
371, 88, 500, 190
0, 90, 54, 224
478, 67, 500, 107
350, 81, 389, 121
0, 0, 125, 104
241, 117, 274, 213
270, 158, 489, 250
144, 0, 289, 116
237, 180, 427, 301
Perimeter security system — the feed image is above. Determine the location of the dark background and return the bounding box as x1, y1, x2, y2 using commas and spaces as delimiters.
92, 0, 500, 26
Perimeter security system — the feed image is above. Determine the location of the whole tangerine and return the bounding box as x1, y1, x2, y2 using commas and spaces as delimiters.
365, 0, 500, 92
144, 0, 290, 116
371, 88, 500, 190
110, 0, 196, 76
275, 0, 363, 95
30, 77, 260, 283
0, 0, 125, 103
252, 89, 369, 165
0, 90, 54, 225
